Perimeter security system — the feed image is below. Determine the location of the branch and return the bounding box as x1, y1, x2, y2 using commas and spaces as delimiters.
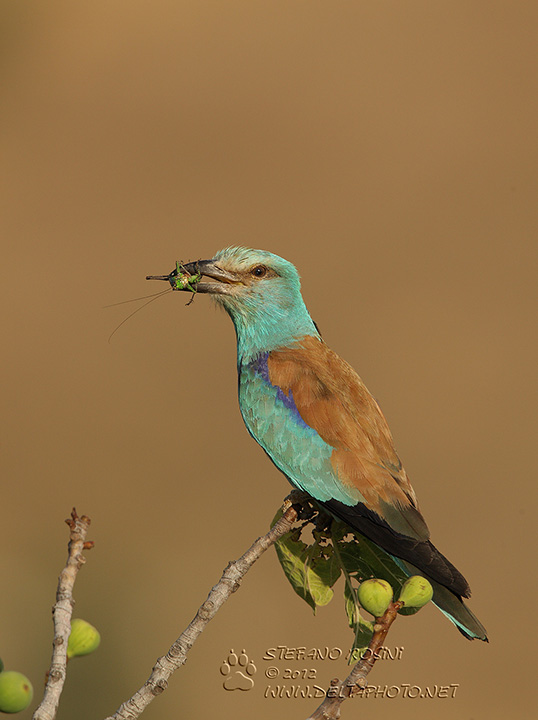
306, 600, 402, 720
32, 508, 93, 720
104, 501, 301, 720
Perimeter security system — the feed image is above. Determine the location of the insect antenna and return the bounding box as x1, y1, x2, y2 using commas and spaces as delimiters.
104, 289, 171, 308
107, 288, 172, 343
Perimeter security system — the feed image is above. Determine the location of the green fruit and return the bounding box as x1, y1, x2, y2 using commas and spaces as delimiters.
0, 671, 34, 713
398, 575, 434, 609
357, 578, 393, 617
67, 619, 101, 659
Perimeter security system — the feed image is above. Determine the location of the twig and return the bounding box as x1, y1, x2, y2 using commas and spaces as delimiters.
306, 600, 402, 719
104, 502, 301, 720
32, 508, 93, 720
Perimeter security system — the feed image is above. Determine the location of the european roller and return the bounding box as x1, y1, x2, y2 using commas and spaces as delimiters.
149, 247, 487, 641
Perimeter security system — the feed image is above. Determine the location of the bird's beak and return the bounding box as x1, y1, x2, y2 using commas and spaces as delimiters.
146, 259, 239, 295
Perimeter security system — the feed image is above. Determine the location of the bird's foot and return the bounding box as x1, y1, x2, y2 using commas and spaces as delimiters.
281, 491, 318, 522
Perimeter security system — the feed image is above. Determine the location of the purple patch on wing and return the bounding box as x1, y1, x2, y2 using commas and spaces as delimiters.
247, 352, 270, 382
247, 352, 311, 431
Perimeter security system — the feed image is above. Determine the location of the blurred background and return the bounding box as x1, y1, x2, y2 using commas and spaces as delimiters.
1, 2, 536, 718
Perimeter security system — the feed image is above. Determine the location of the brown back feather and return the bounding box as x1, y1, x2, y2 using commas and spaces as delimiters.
267, 336, 429, 540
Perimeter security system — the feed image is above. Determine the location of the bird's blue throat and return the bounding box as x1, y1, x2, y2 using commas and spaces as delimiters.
213, 287, 320, 365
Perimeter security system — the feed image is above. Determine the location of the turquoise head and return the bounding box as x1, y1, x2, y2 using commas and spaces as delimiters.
172, 247, 320, 362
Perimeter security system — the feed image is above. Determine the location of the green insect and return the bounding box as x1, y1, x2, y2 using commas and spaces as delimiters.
169, 261, 202, 304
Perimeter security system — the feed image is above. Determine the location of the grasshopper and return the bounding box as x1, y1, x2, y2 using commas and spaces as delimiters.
169, 261, 202, 305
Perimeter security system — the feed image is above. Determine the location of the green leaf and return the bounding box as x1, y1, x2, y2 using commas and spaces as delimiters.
332, 521, 409, 595
271, 508, 412, 657
344, 581, 374, 661
272, 509, 341, 611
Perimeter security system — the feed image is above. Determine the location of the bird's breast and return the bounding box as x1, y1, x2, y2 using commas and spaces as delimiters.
237, 352, 363, 506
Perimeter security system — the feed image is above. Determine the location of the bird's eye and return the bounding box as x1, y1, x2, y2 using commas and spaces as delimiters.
251, 265, 267, 278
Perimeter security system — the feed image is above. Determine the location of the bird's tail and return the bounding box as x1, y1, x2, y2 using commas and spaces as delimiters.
430, 579, 488, 641
398, 558, 488, 641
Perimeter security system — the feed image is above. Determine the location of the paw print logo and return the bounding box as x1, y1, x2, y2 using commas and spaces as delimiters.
220, 649, 257, 691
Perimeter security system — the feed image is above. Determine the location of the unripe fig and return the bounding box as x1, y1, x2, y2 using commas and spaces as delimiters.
0, 671, 33, 713
67, 619, 101, 659
397, 575, 433, 609
357, 578, 393, 617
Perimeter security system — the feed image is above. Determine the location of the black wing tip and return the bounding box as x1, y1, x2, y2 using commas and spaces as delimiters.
321, 497, 471, 597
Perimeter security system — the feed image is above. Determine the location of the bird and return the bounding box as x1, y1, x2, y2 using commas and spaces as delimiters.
148, 246, 487, 641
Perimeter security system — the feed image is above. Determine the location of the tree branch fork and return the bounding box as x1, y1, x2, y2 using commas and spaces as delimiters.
31, 497, 400, 720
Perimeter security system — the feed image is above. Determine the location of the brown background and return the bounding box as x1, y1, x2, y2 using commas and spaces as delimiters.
2, 2, 536, 719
